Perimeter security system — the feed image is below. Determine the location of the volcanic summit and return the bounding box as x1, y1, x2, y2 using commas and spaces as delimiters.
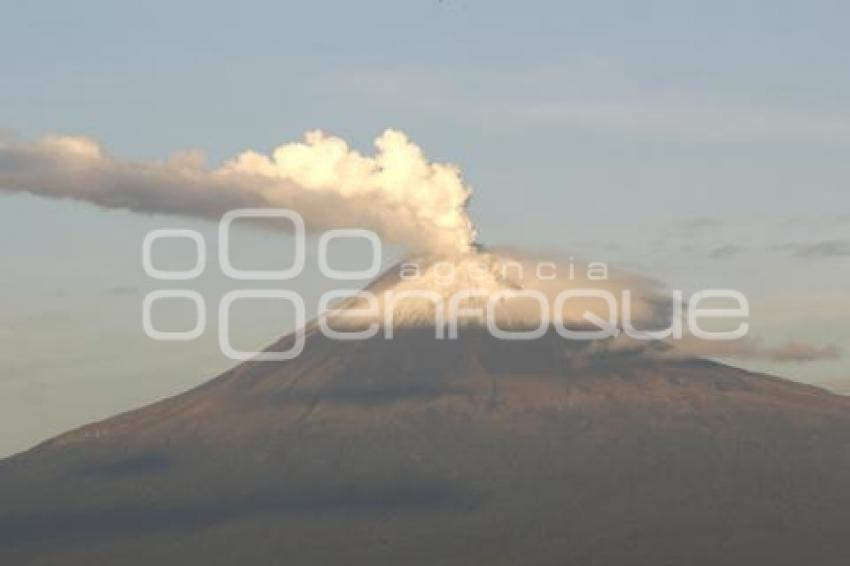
1, 255, 850, 566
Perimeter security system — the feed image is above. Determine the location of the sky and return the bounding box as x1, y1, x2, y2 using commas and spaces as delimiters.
1, 0, 849, 457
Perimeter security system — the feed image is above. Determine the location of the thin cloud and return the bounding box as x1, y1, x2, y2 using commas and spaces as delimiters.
707, 244, 743, 260
678, 217, 722, 233
775, 240, 850, 259
499, 102, 850, 140
341, 71, 850, 141
669, 336, 841, 364
763, 342, 842, 363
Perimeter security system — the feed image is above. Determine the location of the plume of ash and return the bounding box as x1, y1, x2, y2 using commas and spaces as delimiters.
0, 130, 476, 255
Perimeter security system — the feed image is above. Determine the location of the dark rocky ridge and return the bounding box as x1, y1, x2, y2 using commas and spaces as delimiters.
1, 327, 849, 565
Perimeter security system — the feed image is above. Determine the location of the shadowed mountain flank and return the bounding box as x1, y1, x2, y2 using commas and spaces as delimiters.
2, 327, 850, 565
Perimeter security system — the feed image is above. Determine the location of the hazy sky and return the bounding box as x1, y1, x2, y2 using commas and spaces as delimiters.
1, 0, 849, 457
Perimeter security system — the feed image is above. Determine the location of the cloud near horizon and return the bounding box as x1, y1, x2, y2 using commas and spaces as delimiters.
775, 240, 850, 259
707, 244, 744, 260
670, 336, 841, 364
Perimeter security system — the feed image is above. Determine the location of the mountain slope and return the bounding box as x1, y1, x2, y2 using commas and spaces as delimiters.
1, 326, 850, 565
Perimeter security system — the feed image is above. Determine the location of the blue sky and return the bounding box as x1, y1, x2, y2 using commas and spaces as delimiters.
1, 0, 849, 456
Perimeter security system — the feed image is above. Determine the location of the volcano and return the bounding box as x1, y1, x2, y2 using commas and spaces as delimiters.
2, 258, 850, 565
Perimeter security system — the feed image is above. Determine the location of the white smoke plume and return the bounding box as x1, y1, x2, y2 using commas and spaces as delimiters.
0, 130, 476, 255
